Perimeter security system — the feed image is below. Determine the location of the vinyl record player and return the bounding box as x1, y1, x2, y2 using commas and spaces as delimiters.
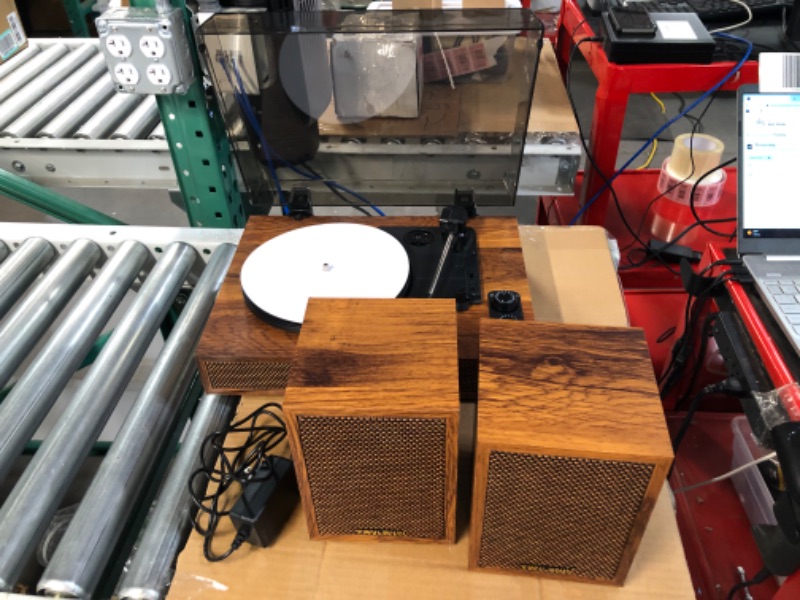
195, 215, 531, 396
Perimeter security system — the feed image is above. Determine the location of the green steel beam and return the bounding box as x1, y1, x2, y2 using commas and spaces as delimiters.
0, 168, 124, 225
61, 0, 96, 37
130, 0, 248, 228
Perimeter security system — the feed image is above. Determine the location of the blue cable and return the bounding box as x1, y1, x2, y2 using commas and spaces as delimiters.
568, 32, 753, 226
224, 56, 385, 217
327, 182, 386, 216
221, 58, 289, 215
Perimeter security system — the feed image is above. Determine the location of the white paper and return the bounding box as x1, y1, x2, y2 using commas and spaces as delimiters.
759, 53, 800, 93
656, 20, 697, 41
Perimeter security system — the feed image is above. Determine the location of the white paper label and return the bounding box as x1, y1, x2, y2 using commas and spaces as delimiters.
656, 20, 697, 41
759, 53, 800, 92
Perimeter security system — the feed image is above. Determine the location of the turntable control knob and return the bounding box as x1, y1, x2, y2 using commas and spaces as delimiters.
490, 290, 520, 314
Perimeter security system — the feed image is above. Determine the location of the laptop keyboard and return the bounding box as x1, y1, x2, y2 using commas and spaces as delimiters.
764, 278, 800, 335
615, 0, 792, 22
757, 276, 800, 352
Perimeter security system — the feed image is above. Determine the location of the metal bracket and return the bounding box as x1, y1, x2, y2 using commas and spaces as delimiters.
454, 189, 477, 218
288, 187, 314, 220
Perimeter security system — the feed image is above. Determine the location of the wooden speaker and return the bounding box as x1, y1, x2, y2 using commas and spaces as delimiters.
284, 297, 460, 543
470, 320, 673, 585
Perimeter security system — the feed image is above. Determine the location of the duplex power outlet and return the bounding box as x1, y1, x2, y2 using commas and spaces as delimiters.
96, 7, 194, 95
140, 36, 165, 58
146, 64, 172, 86
114, 63, 140, 86
105, 34, 132, 58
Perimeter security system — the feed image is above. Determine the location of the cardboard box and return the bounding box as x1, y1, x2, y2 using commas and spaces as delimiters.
0, 0, 27, 65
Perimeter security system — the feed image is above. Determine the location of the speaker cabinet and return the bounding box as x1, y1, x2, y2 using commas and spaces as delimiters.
284, 298, 460, 543
471, 321, 673, 585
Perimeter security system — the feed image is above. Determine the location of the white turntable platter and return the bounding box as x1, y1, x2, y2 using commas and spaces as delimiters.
240, 223, 411, 328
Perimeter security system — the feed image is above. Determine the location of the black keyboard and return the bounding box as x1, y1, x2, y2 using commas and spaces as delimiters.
613, 0, 792, 22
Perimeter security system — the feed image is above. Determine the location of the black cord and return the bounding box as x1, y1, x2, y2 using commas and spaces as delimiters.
189, 401, 287, 562
726, 565, 771, 599
673, 378, 746, 454
671, 93, 704, 133
618, 216, 736, 270
565, 36, 683, 275
658, 264, 741, 393
302, 162, 372, 217
672, 311, 719, 410
690, 156, 738, 237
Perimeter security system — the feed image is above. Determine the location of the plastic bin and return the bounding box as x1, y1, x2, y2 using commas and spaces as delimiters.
730, 415, 777, 528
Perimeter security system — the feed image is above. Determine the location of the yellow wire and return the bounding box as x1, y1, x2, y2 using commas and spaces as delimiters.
636, 139, 658, 170
650, 92, 667, 115
635, 93, 667, 170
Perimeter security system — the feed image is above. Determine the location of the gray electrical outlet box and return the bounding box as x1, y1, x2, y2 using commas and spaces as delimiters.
96, 7, 195, 95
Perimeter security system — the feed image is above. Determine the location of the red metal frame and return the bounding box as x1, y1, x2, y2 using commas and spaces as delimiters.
707, 244, 800, 420
555, 0, 758, 226
669, 413, 780, 600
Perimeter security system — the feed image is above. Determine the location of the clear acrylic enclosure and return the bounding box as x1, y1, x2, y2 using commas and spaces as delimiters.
197, 9, 543, 211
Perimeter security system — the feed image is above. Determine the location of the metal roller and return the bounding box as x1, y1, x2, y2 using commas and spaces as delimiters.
116, 395, 236, 600
37, 74, 116, 139
0, 44, 40, 82
0, 239, 103, 389
40, 244, 236, 599
1, 55, 107, 139
73, 93, 146, 140
0, 240, 148, 488
0, 242, 197, 592
0, 44, 68, 104
110, 96, 161, 140
147, 122, 165, 140
0, 44, 97, 130
0, 237, 55, 320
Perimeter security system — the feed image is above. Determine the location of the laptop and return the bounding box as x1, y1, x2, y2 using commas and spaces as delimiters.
738, 84, 800, 355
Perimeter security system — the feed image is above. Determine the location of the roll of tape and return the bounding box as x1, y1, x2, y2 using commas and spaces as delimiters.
668, 133, 725, 181
656, 157, 726, 207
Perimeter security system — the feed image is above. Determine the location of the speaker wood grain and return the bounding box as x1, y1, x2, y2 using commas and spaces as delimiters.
470, 320, 673, 585
285, 298, 460, 543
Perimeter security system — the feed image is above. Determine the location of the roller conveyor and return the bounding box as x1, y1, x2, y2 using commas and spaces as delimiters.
0, 223, 242, 598
0, 36, 578, 198
0, 40, 175, 190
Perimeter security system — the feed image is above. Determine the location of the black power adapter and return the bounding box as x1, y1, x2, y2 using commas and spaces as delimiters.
647, 239, 702, 263
229, 456, 298, 548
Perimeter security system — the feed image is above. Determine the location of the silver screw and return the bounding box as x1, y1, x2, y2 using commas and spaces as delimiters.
11, 161, 25, 173
45, 163, 56, 173
467, 169, 480, 180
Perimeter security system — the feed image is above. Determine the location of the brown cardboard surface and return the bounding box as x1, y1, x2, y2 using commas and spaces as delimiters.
520, 225, 630, 327
529, 41, 580, 134
170, 226, 691, 598
0, 0, 27, 65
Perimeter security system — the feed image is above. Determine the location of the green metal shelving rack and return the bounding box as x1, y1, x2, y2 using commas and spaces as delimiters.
129, 0, 248, 228
62, 0, 96, 37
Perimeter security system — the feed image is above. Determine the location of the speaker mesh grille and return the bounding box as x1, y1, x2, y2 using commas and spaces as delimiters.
479, 451, 654, 581
204, 361, 291, 391
297, 416, 447, 539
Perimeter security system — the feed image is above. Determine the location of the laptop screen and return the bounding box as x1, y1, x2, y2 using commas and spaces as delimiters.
738, 85, 800, 255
